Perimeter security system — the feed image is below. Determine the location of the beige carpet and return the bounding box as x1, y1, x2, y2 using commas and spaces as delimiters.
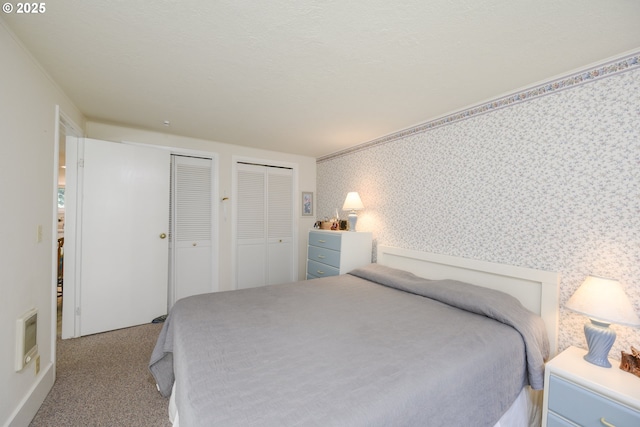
29, 321, 172, 427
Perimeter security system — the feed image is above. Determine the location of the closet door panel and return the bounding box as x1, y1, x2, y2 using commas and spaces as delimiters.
235, 162, 294, 289
237, 243, 267, 289
236, 164, 267, 289
171, 156, 215, 306
267, 168, 293, 285
267, 242, 293, 285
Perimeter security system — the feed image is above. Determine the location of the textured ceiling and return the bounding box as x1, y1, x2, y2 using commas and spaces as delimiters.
3, 1, 640, 158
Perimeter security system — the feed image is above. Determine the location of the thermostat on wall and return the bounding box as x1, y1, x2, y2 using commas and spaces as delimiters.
15, 308, 38, 371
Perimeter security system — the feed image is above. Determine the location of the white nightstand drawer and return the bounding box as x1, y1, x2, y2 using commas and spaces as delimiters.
307, 245, 340, 268
308, 231, 341, 251
307, 259, 339, 278
548, 375, 640, 426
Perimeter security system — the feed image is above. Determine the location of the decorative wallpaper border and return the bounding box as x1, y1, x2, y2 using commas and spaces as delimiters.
318, 52, 640, 163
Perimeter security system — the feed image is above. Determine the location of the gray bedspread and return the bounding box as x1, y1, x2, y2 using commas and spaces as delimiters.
149, 263, 549, 427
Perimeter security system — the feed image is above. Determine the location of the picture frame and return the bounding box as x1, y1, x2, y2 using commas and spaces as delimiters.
301, 191, 314, 216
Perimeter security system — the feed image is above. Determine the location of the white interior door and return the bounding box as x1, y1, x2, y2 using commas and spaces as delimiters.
80, 138, 170, 336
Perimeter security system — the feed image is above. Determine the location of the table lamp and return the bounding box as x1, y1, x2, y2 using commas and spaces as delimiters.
342, 192, 364, 232
565, 276, 640, 367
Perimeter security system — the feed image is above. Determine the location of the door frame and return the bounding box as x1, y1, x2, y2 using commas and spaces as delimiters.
61, 137, 219, 338
231, 155, 299, 290
52, 106, 83, 345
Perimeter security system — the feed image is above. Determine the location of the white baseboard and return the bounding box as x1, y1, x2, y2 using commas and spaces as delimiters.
4, 361, 54, 427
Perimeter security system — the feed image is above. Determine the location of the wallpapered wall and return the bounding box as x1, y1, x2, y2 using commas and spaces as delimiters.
317, 56, 640, 358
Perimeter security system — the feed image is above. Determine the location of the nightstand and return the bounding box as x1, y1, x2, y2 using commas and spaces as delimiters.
306, 230, 372, 279
542, 346, 640, 426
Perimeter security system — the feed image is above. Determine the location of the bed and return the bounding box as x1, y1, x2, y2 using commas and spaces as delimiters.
149, 245, 559, 427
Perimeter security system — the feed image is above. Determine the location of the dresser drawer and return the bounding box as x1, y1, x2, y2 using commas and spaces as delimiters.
548, 375, 640, 426
308, 231, 341, 251
307, 245, 340, 268
546, 412, 576, 427
307, 259, 339, 278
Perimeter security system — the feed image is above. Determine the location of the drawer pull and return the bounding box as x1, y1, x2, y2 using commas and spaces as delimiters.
318, 239, 326, 243
600, 418, 615, 427
317, 255, 325, 259
316, 270, 325, 275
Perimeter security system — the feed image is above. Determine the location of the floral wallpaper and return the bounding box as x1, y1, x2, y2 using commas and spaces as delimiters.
317, 53, 640, 359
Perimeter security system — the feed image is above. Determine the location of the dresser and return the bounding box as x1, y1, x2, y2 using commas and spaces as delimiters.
306, 230, 373, 279
542, 346, 640, 426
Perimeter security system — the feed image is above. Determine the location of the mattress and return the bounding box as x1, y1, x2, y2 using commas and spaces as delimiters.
150, 263, 549, 426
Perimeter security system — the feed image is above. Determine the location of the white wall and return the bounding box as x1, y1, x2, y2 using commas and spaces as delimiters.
0, 22, 84, 427
85, 121, 317, 290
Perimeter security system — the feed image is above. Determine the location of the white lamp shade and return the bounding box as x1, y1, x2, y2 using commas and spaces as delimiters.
566, 276, 640, 327
342, 192, 364, 211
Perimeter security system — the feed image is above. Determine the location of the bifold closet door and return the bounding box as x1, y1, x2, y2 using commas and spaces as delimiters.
266, 170, 294, 285
236, 163, 294, 289
169, 155, 216, 308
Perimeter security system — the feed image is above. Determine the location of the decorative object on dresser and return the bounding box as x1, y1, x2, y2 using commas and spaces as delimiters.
565, 276, 640, 367
342, 191, 364, 231
620, 346, 640, 378
306, 229, 372, 279
542, 346, 640, 427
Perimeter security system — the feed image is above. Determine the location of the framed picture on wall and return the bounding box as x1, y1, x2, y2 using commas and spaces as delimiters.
302, 191, 314, 216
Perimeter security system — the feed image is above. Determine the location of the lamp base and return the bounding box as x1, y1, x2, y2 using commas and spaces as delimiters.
583, 319, 615, 368
347, 212, 358, 232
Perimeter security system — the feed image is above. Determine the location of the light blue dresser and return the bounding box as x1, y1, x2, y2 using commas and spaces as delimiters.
306, 230, 372, 280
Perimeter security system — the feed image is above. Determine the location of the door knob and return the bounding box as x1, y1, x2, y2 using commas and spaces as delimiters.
159, 233, 167, 239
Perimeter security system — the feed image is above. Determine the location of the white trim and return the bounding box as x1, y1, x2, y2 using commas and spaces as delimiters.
376, 245, 560, 357
53, 106, 83, 339
4, 362, 54, 427
59, 135, 83, 339
52, 106, 62, 348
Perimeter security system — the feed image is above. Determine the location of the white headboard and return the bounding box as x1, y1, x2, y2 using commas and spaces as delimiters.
377, 245, 560, 356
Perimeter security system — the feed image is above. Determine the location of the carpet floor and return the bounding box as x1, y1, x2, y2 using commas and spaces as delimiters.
29, 321, 172, 427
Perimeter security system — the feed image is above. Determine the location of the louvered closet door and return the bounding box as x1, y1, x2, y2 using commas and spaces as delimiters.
236, 163, 294, 289
170, 155, 216, 308
267, 168, 293, 285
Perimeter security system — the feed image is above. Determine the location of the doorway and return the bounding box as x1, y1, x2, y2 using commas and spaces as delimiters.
56, 128, 65, 338
53, 107, 82, 347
